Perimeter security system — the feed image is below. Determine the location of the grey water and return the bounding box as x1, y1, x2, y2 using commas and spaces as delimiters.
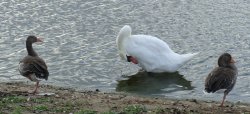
1, 0, 250, 103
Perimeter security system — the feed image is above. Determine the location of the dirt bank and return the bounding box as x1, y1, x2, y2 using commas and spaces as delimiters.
0, 82, 249, 114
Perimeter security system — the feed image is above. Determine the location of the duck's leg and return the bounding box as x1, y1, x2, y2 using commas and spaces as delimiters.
26, 74, 39, 94
219, 92, 227, 107
32, 81, 39, 94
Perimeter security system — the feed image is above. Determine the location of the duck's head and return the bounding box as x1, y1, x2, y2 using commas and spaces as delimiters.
27, 35, 43, 44
218, 53, 235, 67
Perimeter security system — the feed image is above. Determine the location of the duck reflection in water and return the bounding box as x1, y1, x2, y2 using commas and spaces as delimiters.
116, 71, 193, 95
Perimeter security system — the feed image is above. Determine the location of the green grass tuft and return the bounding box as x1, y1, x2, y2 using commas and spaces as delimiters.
154, 107, 165, 114
2, 96, 26, 103
53, 107, 73, 113
11, 106, 23, 114
75, 109, 97, 114
31, 97, 52, 103
33, 105, 49, 112
100, 111, 116, 114
123, 105, 147, 114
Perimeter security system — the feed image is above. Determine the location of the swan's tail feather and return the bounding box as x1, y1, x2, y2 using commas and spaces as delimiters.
189, 52, 199, 57
180, 52, 199, 65
116, 25, 132, 60
185, 52, 199, 58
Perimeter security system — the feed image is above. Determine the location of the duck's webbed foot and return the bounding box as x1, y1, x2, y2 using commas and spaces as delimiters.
28, 82, 39, 94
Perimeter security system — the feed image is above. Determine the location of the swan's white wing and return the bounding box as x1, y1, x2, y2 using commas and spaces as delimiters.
125, 35, 175, 71
125, 35, 173, 54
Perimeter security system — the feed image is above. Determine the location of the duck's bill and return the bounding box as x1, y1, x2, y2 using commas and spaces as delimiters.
36, 37, 44, 44
37, 37, 44, 42
230, 58, 236, 63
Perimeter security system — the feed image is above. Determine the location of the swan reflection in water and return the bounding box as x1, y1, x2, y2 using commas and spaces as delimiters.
116, 71, 194, 95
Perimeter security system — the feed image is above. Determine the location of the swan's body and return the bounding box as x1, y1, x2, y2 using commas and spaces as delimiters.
116, 25, 197, 73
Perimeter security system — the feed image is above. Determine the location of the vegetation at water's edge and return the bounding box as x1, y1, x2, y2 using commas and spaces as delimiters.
0, 95, 179, 114
0, 82, 250, 114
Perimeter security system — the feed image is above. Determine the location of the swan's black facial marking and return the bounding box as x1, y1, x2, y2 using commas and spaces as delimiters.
126, 55, 132, 62
126, 55, 138, 64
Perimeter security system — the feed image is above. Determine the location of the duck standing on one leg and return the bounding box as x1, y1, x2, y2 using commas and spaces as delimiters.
19, 35, 49, 94
205, 53, 238, 107
116, 25, 198, 73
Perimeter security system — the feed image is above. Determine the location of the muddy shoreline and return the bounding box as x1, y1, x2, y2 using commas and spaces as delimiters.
0, 82, 250, 114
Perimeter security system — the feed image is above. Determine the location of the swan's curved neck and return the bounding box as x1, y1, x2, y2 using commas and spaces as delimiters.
26, 42, 38, 56
117, 25, 132, 60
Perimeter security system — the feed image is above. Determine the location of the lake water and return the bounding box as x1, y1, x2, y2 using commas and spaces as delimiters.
1, 0, 250, 103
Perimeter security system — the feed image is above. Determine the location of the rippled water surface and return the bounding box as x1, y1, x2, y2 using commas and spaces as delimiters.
1, 0, 250, 103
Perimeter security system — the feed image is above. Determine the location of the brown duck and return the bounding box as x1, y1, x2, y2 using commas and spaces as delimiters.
19, 36, 49, 94
205, 53, 237, 107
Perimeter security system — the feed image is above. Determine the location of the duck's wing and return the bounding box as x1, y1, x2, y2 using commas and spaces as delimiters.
205, 67, 236, 93
19, 56, 49, 80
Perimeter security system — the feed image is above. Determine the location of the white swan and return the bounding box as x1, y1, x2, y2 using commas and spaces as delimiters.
116, 25, 198, 73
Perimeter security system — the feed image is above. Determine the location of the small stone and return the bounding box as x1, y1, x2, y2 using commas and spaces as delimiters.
191, 99, 198, 103
55, 94, 60, 98
207, 104, 212, 107
235, 101, 241, 105
230, 103, 235, 107
27, 97, 30, 101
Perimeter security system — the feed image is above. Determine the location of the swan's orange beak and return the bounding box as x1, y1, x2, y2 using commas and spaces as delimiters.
127, 56, 138, 64
130, 57, 138, 64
